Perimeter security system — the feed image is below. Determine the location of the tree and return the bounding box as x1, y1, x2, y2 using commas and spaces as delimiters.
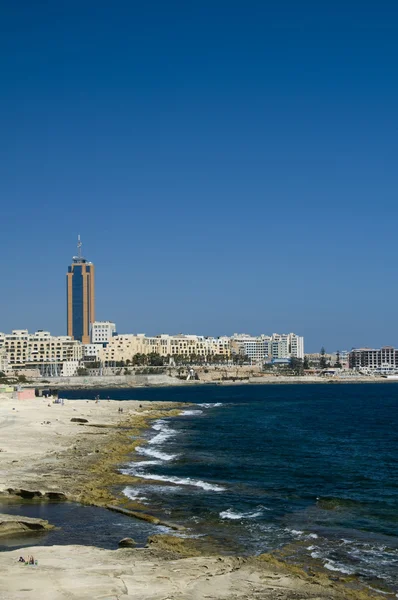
290, 357, 304, 375
77, 367, 87, 376
334, 351, 342, 369
303, 355, 309, 370
319, 347, 328, 370
147, 352, 164, 366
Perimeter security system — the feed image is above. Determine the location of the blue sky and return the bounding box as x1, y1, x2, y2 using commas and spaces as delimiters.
1, 1, 397, 352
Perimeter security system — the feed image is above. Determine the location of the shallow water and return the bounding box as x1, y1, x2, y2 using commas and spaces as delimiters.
0, 501, 167, 551
8, 383, 398, 591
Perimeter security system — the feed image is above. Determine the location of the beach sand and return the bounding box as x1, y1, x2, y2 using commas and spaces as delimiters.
0, 394, 387, 599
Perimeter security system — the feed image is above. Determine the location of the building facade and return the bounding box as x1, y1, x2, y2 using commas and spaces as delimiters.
98, 333, 231, 364
230, 334, 271, 362
349, 347, 398, 372
231, 332, 304, 362
0, 348, 8, 374
66, 238, 95, 344
0, 330, 83, 369
90, 321, 116, 344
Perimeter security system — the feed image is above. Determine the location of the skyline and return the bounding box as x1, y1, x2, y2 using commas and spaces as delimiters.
1, 2, 398, 352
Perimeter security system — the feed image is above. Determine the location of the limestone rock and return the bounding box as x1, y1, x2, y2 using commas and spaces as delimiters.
118, 537, 136, 548
0, 513, 55, 537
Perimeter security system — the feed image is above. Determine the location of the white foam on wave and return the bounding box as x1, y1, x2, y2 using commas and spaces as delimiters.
287, 529, 304, 536
220, 507, 265, 520
149, 420, 177, 445
323, 560, 354, 575
131, 470, 225, 492
198, 402, 223, 408
123, 486, 148, 502
136, 446, 178, 461
120, 459, 160, 475
182, 409, 203, 416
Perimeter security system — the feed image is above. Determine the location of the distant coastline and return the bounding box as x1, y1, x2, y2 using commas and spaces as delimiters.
27, 373, 398, 392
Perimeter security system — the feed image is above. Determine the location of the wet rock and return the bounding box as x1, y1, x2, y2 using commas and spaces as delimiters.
118, 537, 136, 548
0, 513, 55, 537
70, 418, 88, 423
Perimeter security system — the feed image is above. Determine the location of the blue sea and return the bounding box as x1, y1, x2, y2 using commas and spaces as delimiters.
4, 383, 398, 592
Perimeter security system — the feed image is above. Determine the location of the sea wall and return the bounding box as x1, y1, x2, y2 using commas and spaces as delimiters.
32, 373, 184, 389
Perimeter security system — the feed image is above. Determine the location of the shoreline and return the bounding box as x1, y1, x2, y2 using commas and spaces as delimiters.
0, 394, 392, 599
30, 376, 398, 390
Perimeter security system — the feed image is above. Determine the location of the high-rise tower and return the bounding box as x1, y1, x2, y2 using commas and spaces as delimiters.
66, 236, 95, 343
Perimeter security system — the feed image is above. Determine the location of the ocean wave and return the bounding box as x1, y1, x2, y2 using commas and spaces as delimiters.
181, 409, 203, 416
285, 529, 318, 540
131, 471, 225, 491
323, 560, 355, 575
136, 446, 178, 461
123, 486, 148, 502
149, 420, 177, 445
198, 402, 223, 408
220, 508, 265, 520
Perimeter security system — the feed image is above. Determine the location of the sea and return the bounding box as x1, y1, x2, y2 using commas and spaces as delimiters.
1, 383, 398, 593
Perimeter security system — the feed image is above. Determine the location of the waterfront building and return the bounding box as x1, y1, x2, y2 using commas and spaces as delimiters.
90, 321, 116, 344
0, 329, 82, 375
0, 330, 82, 369
231, 332, 304, 362
230, 334, 271, 362
98, 333, 231, 364
349, 347, 398, 372
66, 237, 95, 343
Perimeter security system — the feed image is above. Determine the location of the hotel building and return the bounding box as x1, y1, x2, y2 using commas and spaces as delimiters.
98, 333, 231, 364
231, 332, 304, 362
349, 347, 398, 371
66, 237, 95, 343
0, 330, 82, 367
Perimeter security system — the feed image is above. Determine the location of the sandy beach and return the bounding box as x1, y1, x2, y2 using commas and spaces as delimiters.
0, 394, 388, 599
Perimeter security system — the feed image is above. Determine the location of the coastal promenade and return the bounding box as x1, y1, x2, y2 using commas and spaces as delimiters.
0, 394, 388, 599
26, 371, 391, 391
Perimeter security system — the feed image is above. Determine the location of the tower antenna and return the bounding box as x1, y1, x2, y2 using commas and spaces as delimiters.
77, 234, 82, 260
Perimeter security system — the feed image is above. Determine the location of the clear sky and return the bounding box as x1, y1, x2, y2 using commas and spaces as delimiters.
1, 1, 397, 352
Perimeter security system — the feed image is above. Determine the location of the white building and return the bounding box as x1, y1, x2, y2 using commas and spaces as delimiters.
83, 344, 101, 358
231, 334, 271, 362
61, 361, 79, 376
90, 321, 116, 344
271, 333, 304, 359
231, 332, 304, 362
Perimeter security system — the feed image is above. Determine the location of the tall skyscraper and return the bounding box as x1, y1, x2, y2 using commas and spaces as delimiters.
66, 236, 95, 343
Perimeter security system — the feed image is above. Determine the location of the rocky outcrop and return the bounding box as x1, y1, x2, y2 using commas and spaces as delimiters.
118, 537, 136, 548
0, 513, 55, 537
1, 488, 67, 501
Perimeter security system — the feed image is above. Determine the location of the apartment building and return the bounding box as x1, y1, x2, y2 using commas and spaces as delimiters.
90, 321, 116, 344
230, 334, 271, 362
349, 347, 398, 371
231, 333, 304, 362
0, 330, 83, 367
99, 333, 231, 364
